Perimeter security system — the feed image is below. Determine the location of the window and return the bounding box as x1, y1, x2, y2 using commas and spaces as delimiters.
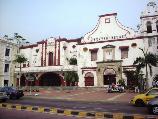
156, 21, 158, 33
48, 52, 53, 66
105, 50, 113, 60
105, 18, 110, 23
121, 49, 128, 59
148, 38, 155, 47
5, 48, 10, 56
147, 89, 158, 95
146, 21, 152, 33
91, 51, 97, 61
4, 64, 9, 72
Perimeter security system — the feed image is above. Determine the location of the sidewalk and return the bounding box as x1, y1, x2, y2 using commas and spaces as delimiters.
24, 88, 138, 103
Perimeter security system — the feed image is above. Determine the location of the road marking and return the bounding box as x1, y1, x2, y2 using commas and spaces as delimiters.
107, 93, 126, 101
0, 103, 157, 119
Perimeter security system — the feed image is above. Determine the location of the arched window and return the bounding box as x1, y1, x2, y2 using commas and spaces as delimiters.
48, 52, 53, 66
156, 21, 158, 33
146, 21, 152, 33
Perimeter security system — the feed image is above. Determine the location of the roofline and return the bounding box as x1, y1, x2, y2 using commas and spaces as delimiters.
99, 13, 117, 17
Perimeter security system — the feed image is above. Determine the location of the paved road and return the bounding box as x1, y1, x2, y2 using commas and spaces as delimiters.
0, 108, 87, 119
6, 97, 148, 115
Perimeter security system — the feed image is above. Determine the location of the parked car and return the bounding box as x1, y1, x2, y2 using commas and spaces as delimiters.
0, 91, 8, 102
147, 96, 158, 115
0, 87, 24, 99
107, 84, 125, 93
130, 87, 158, 106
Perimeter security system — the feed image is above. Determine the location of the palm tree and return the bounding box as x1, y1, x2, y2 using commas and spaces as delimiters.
14, 54, 27, 88
64, 71, 79, 86
133, 48, 158, 90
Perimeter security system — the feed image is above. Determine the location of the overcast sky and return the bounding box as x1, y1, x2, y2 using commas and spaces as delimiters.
0, 0, 153, 43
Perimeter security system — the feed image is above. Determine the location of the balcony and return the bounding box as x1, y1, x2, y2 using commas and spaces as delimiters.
15, 65, 78, 73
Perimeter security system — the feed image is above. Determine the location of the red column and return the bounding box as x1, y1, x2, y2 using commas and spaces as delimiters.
54, 40, 56, 65
41, 43, 43, 66
45, 40, 47, 66
16, 78, 19, 86
58, 41, 60, 65
35, 80, 39, 86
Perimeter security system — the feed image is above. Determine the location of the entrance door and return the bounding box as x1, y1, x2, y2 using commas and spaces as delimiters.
103, 68, 116, 85
39, 72, 61, 86
104, 75, 116, 85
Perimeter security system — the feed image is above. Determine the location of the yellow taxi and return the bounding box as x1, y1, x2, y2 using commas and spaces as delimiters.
130, 87, 158, 106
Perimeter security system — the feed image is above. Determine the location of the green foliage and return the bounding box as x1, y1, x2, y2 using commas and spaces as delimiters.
133, 48, 158, 90
64, 71, 79, 84
69, 58, 77, 65
117, 79, 125, 87
14, 54, 27, 64
124, 70, 144, 91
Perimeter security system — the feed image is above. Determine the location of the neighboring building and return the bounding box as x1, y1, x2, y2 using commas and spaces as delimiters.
0, 37, 18, 87
15, 0, 158, 88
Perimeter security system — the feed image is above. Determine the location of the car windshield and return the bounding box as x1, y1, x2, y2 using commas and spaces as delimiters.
0, 87, 16, 91
147, 89, 158, 95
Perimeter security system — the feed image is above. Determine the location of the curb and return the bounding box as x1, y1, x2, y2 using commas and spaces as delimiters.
0, 103, 157, 119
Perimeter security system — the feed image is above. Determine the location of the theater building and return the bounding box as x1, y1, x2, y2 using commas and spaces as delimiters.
15, 0, 158, 87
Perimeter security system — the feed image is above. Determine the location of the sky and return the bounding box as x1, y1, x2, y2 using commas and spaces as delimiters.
0, 0, 152, 43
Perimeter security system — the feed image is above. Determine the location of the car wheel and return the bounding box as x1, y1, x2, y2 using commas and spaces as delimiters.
2, 99, 7, 102
152, 106, 158, 115
9, 95, 13, 99
16, 96, 20, 99
135, 99, 145, 107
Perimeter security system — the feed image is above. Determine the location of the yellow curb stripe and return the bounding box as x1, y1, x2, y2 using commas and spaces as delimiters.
7, 104, 12, 109
1, 103, 158, 119
38, 107, 44, 113
134, 114, 145, 119
113, 113, 123, 119
16, 105, 21, 110
64, 110, 71, 116
95, 112, 104, 119
78, 111, 87, 117
50, 107, 57, 113
26, 106, 32, 111
0, 104, 2, 108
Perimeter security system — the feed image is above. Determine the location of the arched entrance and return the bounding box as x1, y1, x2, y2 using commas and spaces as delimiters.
39, 72, 61, 86
103, 68, 116, 85
20, 74, 26, 86
84, 72, 94, 86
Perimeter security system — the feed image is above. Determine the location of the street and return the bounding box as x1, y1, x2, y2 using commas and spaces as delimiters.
6, 97, 148, 115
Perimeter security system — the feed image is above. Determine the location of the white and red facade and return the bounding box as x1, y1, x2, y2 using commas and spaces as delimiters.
15, 1, 158, 87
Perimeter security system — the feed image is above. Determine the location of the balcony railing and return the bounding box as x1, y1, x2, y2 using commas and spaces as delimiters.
15, 65, 78, 73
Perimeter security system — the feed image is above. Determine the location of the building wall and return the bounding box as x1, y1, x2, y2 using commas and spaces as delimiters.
0, 38, 17, 87
15, 0, 158, 88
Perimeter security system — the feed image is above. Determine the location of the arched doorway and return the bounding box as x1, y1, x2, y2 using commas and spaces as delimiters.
103, 68, 116, 85
20, 74, 26, 86
48, 52, 53, 66
39, 72, 61, 86
84, 72, 94, 86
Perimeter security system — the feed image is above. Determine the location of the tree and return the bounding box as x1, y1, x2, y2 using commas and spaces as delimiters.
133, 48, 158, 90
69, 58, 77, 65
64, 71, 79, 86
14, 54, 27, 88
124, 70, 144, 92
